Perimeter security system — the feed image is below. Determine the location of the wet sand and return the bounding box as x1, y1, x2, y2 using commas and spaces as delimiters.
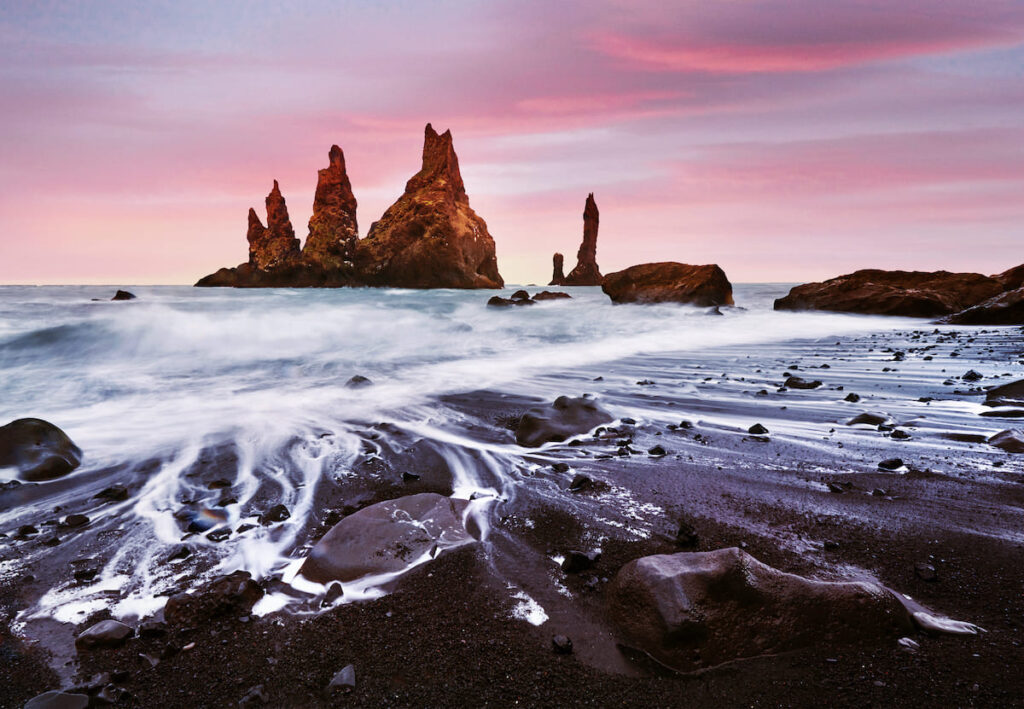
3, 323, 1023, 707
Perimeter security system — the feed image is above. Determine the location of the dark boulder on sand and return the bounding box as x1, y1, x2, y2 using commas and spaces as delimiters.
774, 269, 1003, 317
163, 570, 264, 626
988, 429, 1024, 453
299, 493, 475, 584
515, 396, 614, 447
607, 548, 912, 672
944, 287, 1024, 325
984, 380, 1024, 408
602, 262, 734, 306
74, 620, 133, 651
0, 418, 82, 481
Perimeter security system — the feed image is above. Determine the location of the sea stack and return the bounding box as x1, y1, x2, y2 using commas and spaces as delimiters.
247, 181, 300, 270
302, 145, 359, 269
550, 253, 565, 285
360, 124, 504, 288
561, 193, 602, 286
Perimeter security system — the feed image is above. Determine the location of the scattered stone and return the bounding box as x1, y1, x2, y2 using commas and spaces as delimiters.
962, 370, 983, 382
890, 429, 911, 440
0, 418, 82, 481
94, 484, 129, 502
551, 462, 570, 473
75, 620, 133, 651
871, 488, 888, 497
784, 376, 822, 390
915, 563, 938, 582
259, 504, 290, 525
568, 474, 592, 492
323, 582, 344, 606
846, 413, 891, 427
561, 550, 600, 573
844, 393, 861, 403
345, 375, 372, 388
17, 524, 39, 537
607, 548, 912, 671
823, 540, 840, 551
515, 396, 614, 447
164, 570, 264, 626
748, 423, 769, 435
206, 528, 231, 542
61, 514, 89, 528
328, 664, 356, 692
239, 684, 268, 706
878, 458, 905, 471
552, 635, 573, 654
648, 445, 667, 456
111, 290, 136, 301
827, 482, 847, 494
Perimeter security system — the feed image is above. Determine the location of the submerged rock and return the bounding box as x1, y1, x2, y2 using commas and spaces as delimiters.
111, 290, 136, 301
299, 493, 475, 583
774, 269, 1003, 317
0, 418, 82, 481
515, 396, 614, 447
532, 290, 572, 301
163, 571, 264, 626
607, 548, 912, 671
602, 262, 733, 306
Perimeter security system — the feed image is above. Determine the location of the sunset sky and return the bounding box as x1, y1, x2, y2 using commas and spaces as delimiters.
1, 0, 1022, 285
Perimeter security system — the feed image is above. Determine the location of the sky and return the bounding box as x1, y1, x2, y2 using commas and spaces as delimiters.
1, 0, 1022, 285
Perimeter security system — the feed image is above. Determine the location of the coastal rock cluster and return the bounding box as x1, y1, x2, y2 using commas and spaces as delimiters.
197, 124, 503, 289
551, 193, 602, 286
775, 265, 1024, 322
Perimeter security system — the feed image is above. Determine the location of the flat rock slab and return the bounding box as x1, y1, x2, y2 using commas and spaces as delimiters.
299, 493, 475, 584
515, 396, 614, 447
608, 548, 912, 672
0, 418, 82, 481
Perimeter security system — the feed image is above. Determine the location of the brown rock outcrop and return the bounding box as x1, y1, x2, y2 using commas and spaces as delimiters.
774, 269, 1003, 317
607, 548, 912, 672
550, 253, 565, 285
562, 193, 602, 286
602, 262, 734, 306
246, 181, 301, 270
302, 145, 359, 269
944, 286, 1024, 325
358, 124, 503, 288
195, 124, 504, 289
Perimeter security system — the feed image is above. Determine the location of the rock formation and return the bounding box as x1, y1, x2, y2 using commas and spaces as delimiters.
196, 124, 504, 289
602, 262, 734, 306
774, 269, 1003, 317
247, 181, 301, 270
944, 286, 1024, 325
302, 145, 359, 269
550, 253, 565, 285
359, 124, 503, 288
607, 548, 912, 672
559, 193, 602, 286
0, 418, 82, 481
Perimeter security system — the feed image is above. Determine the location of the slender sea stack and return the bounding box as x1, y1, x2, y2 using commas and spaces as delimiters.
247, 181, 300, 270
359, 124, 504, 288
561, 193, 602, 286
302, 145, 359, 269
550, 253, 565, 285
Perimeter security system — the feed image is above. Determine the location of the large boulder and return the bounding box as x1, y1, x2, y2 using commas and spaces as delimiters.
774, 269, 1003, 317
944, 287, 1024, 325
515, 396, 614, 447
74, 620, 133, 651
602, 262, 733, 306
357, 124, 503, 289
302, 144, 359, 269
299, 493, 475, 584
0, 418, 82, 481
607, 548, 912, 671
560, 193, 602, 286
163, 570, 264, 626
984, 380, 1024, 408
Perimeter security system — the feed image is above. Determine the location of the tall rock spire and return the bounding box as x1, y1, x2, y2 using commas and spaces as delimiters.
247, 181, 300, 270
563, 193, 602, 286
303, 145, 359, 268
550, 253, 565, 285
